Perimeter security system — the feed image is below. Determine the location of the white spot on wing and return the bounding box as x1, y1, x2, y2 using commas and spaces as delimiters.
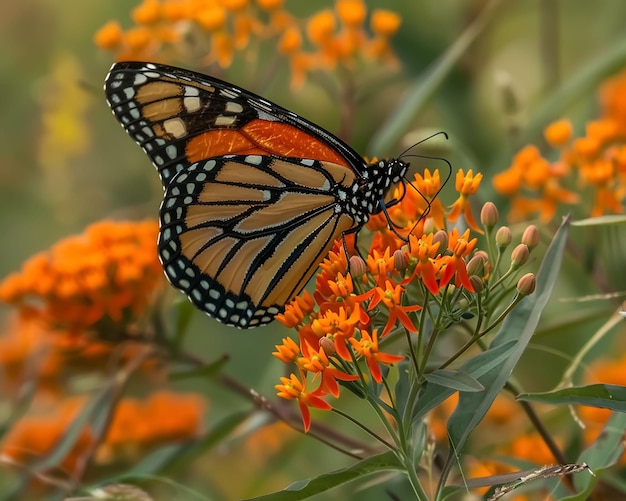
163, 117, 187, 138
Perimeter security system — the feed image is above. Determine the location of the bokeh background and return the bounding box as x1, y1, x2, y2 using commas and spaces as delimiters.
2, 0, 626, 499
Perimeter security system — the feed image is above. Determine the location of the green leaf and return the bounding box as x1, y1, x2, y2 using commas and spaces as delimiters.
412, 339, 518, 423
440, 216, 570, 492
243, 451, 403, 501
518, 384, 626, 411
572, 215, 626, 227
561, 412, 626, 500
423, 369, 484, 392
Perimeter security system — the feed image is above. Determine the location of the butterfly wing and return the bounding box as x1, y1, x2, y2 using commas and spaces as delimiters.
104, 62, 366, 187
160, 155, 357, 327
104, 62, 370, 328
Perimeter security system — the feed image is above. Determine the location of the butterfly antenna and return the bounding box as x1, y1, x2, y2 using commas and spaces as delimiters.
397, 130, 449, 158
400, 152, 454, 235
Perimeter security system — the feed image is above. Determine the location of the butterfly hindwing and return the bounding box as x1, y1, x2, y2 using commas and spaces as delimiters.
158, 155, 357, 328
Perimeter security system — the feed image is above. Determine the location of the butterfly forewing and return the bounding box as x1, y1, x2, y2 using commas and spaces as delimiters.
104, 62, 409, 328
104, 62, 366, 187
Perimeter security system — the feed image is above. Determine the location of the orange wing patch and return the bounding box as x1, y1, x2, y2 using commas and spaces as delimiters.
186, 119, 352, 167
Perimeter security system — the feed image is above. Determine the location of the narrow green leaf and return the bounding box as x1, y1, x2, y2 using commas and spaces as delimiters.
413, 339, 518, 423
441, 216, 570, 491
561, 412, 626, 500
243, 451, 403, 501
423, 369, 484, 392
518, 384, 626, 411
572, 215, 626, 227
33, 383, 116, 471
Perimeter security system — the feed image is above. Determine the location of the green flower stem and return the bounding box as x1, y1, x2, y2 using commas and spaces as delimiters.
330, 407, 395, 451
438, 293, 525, 369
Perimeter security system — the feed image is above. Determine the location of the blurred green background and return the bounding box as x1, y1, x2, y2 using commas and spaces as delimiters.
2, 0, 626, 499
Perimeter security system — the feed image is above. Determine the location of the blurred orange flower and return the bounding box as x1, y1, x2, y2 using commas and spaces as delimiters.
0, 220, 163, 338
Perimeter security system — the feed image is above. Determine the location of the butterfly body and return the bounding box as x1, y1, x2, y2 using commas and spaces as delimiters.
105, 62, 408, 328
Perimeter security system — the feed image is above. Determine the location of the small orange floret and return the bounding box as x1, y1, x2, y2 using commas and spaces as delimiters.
124, 26, 153, 50
279, 26, 302, 55
544, 119, 573, 147
94, 21, 124, 49
307, 10, 336, 45
132, 0, 161, 25
196, 5, 227, 32
370, 9, 401, 36
257, 0, 284, 10
336, 0, 366, 27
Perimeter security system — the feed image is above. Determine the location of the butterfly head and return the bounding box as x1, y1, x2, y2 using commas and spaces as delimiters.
359, 158, 409, 214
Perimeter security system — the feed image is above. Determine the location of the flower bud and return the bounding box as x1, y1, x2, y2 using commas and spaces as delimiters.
432, 230, 448, 254
469, 275, 484, 293
521, 224, 539, 250
319, 336, 336, 357
394, 249, 408, 273
423, 217, 438, 235
466, 254, 485, 277
474, 250, 490, 266
495, 226, 512, 248
511, 244, 530, 267
480, 202, 499, 229
349, 255, 367, 278
516, 273, 536, 295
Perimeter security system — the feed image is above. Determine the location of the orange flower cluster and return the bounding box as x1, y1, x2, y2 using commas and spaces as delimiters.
274, 168, 485, 431
0, 220, 163, 338
1, 391, 205, 474
494, 69, 626, 221
95, 0, 401, 87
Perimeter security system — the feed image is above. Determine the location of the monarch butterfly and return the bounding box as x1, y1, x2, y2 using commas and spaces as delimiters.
104, 62, 411, 329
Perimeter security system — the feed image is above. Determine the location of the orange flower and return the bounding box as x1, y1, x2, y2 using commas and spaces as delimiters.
349, 329, 404, 383
310, 306, 361, 359
275, 373, 332, 432
0, 220, 163, 337
275, 290, 315, 328
370, 9, 401, 37
94, 21, 124, 49
405, 233, 442, 295
544, 119, 573, 147
368, 281, 422, 336
439, 228, 477, 292
132, 0, 161, 25
366, 247, 397, 287
101, 391, 205, 461
272, 336, 301, 364
409, 168, 446, 230
336, 0, 366, 27
300, 342, 359, 397
448, 169, 483, 233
